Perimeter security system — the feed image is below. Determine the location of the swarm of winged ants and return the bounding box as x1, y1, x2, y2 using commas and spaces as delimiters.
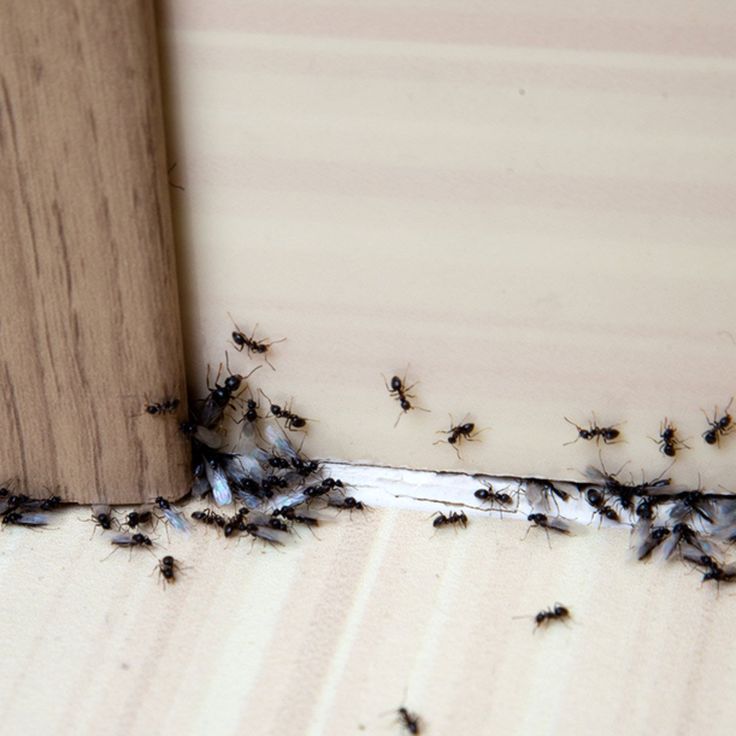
1, 319, 735, 601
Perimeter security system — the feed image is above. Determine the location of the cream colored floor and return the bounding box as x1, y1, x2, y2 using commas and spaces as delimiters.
1, 473, 734, 736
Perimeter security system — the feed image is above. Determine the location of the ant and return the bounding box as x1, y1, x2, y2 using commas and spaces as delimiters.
124, 509, 154, 529
155, 555, 182, 585
582, 487, 619, 523
235, 396, 264, 436
564, 415, 621, 446
432, 510, 468, 529
702, 398, 733, 445
259, 389, 309, 431
196, 355, 260, 429
397, 706, 421, 734
104, 532, 155, 561
143, 397, 180, 416
191, 508, 227, 528
474, 481, 517, 514
229, 314, 285, 370
328, 496, 369, 514
383, 370, 429, 427
434, 415, 485, 458
515, 603, 571, 631
89, 504, 118, 533
702, 560, 736, 587
524, 513, 575, 547
474, 482, 514, 505
651, 418, 688, 457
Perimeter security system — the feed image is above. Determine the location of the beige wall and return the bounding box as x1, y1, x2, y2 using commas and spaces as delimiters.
157, 1, 736, 485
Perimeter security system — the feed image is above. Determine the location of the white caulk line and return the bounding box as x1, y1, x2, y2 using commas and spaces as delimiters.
306, 507, 400, 736
322, 462, 618, 529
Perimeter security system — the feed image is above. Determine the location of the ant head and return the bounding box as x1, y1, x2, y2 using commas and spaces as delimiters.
460, 422, 475, 433
162, 555, 174, 566
554, 605, 568, 616
400, 398, 411, 411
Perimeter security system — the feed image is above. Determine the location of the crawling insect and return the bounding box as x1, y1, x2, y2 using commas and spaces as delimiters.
89, 504, 118, 533
563, 415, 621, 445
155, 555, 182, 585
124, 509, 153, 530
327, 496, 369, 514
702, 398, 734, 446
432, 510, 468, 529
633, 521, 671, 561
524, 513, 577, 548
652, 418, 689, 457
259, 389, 309, 431
191, 508, 227, 529
1, 511, 49, 527
111, 532, 153, 548
229, 314, 285, 370
474, 481, 514, 505
194, 356, 259, 429
144, 397, 180, 416
702, 560, 736, 586
434, 415, 485, 458
383, 370, 430, 427
396, 706, 422, 735
154, 497, 190, 533
515, 603, 571, 631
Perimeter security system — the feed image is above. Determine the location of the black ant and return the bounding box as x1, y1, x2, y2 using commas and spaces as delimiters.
383, 370, 429, 427
195, 356, 259, 429
235, 396, 264, 435
191, 509, 227, 528
524, 513, 575, 547
702, 560, 736, 587
229, 314, 285, 370
89, 504, 118, 533
155, 555, 182, 585
564, 415, 621, 445
434, 415, 485, 458
397, 706, 421, 735
515, 603, 571, 631
702, 398, 733, 445
432, 510, 468, 529
474, 481, 517, 515
124, 509, 153, 529
474, 482, 514, 506
259, 389, 309, 431
328, 496, 369, 514
651, 418, 688, 457
111, 532, 153, 548
143, 397, 180, 416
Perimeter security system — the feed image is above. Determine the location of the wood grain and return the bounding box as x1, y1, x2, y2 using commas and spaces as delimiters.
0, 1, 189, 503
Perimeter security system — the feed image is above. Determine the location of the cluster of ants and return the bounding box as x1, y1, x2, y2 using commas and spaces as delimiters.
438, 456, 736, 589
172, 318, 365, 548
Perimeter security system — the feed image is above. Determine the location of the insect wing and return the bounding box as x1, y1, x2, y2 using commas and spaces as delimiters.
204, 461, 232, 508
